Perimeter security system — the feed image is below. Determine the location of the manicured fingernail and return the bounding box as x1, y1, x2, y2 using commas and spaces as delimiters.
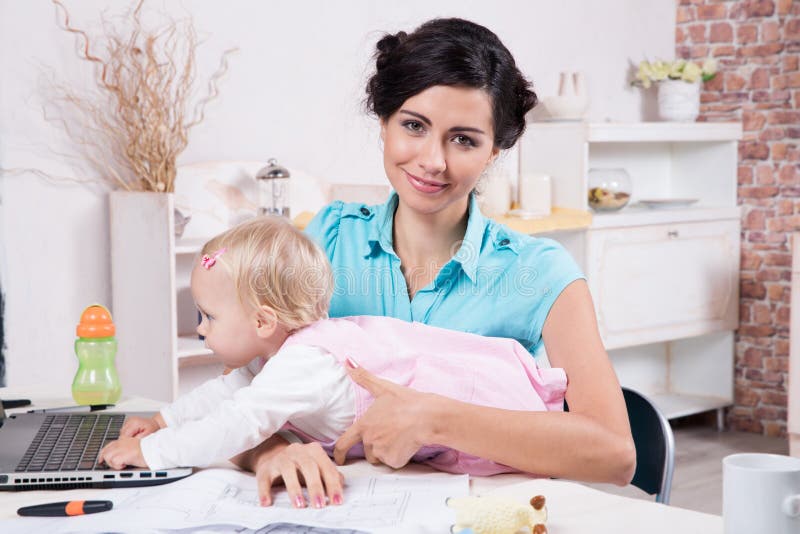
260, 496, 269, 506
333, 494, 343, 505
314, 496, 325, 508
295, 495, 306, 508
346, 356, 359, 369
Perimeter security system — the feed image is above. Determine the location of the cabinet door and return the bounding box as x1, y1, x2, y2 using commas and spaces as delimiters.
586, 220, 740, 349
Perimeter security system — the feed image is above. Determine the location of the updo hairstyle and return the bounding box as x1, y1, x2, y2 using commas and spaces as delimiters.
365, 18, 538, 150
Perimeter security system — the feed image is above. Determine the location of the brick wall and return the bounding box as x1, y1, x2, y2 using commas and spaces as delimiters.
676, 0, 799, 436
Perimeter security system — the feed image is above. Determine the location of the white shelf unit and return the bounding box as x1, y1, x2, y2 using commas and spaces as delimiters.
109, 161, 298, 402
110, 192, 224, 402
519, 121, 743, 422
587, 121, 742, 143
108, 161, 392, 402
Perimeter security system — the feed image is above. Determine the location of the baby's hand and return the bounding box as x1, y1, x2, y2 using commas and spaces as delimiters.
99, 437, 147, 470
120, 415, 163, 438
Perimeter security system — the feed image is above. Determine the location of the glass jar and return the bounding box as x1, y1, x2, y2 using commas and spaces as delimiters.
587, 168, 632, 212
255, 158, 291, 218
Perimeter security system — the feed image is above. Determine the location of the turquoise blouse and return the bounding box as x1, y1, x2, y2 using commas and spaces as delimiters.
304, 192, 585, 360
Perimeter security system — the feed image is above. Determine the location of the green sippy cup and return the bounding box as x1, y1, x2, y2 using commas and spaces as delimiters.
72, 304, 121, 405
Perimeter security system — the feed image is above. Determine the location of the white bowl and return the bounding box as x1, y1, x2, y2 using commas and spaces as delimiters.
538, 95, 588, 121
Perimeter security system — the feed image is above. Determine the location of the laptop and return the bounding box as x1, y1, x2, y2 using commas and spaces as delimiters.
0, 403, 192, 490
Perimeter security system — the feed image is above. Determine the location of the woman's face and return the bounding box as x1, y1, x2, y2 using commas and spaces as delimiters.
381, 85, 499, 219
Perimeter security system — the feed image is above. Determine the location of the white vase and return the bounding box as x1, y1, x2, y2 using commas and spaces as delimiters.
657, 79, 700, 122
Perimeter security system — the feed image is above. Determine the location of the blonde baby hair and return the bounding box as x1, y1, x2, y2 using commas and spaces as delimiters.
200, 216, 333, 331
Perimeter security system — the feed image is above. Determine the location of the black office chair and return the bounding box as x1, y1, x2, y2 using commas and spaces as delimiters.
622, 387, 675, 504
564, 386, 675, 504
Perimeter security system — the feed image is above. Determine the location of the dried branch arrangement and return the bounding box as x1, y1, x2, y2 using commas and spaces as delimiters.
48, 0, 236, 192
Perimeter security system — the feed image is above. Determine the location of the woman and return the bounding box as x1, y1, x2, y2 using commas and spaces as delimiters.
234, 17, 635, 509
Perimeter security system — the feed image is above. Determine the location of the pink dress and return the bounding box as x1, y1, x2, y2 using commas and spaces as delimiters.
281, 315, 567, 475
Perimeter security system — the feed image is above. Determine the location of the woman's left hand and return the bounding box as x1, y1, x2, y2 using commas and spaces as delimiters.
333, 362, 435, 468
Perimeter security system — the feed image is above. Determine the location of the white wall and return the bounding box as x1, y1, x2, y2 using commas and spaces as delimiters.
0, 0, 675, 388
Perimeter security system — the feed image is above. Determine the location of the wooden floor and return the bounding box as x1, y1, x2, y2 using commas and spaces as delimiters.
585, 422, 790, 515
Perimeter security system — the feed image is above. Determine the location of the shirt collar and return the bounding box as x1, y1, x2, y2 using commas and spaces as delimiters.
365, 192, 487, 284
452, 194, 486, 282
365, 193, 398, 258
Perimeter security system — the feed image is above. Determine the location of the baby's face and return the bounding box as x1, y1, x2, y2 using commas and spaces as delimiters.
190, 259, 265, 369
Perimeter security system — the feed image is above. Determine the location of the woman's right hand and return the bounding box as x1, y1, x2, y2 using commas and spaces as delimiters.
254, 441, 345, 509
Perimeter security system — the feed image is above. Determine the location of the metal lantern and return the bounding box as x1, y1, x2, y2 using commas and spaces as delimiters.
255, 158, 291, 218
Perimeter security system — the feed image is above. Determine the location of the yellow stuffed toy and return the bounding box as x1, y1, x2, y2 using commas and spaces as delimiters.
448, 494, 548, 534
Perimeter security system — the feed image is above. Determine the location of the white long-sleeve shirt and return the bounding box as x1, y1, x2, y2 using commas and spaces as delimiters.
140, 345, 355, 470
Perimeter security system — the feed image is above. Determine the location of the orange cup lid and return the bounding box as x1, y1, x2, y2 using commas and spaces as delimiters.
77, 304, 116, 338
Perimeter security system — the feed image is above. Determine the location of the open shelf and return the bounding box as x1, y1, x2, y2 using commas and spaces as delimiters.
649, 392, 731, 421
588, 122, 742, 143
175, 238, 206, 255
177, 335, 213, 360
491, 207, 592, 234
177, 335, 216, 369
178, 353, 219, 368
525, 121, 742, 144
590, 205, 741, 229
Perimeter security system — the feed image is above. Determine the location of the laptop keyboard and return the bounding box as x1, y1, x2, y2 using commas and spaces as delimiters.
15, 414, 124, 472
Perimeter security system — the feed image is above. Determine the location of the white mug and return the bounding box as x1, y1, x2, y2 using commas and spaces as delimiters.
723, 453, 800, 534
518, 172, 551, 216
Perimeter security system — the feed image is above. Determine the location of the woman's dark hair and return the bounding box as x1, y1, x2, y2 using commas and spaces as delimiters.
366, 18, 538, 150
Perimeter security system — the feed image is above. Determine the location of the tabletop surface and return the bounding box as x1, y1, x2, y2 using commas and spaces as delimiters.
0, 386, 723, 533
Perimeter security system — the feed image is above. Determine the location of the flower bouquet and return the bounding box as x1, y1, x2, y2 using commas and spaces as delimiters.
632, 59, 718, 89
631, 59, 718, 122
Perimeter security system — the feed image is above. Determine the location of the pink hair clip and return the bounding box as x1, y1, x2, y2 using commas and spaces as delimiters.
201, 247, 226, 270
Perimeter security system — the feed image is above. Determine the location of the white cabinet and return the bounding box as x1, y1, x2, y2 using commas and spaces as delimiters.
110, 192, 225, 403
587, 219, 739, 350
519, 122, 742, 421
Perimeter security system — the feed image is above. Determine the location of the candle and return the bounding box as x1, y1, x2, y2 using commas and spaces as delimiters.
518, 172, 551, 216
478, 173, 512, 216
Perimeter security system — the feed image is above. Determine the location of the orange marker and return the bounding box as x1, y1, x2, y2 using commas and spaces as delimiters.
17, 500, 113, 517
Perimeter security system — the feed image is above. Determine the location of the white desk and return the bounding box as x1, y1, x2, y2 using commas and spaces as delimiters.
1, 386, 723, 533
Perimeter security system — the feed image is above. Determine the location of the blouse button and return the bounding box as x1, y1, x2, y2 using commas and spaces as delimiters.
360, 207, 371, 216
499, 238, 510, 246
